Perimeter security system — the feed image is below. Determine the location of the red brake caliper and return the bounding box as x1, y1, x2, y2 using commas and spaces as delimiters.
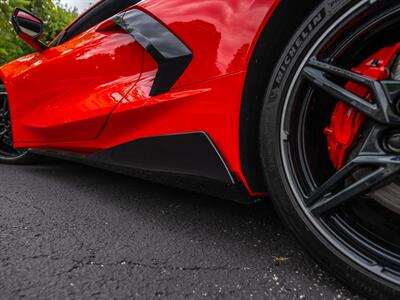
325, 43, 400, 170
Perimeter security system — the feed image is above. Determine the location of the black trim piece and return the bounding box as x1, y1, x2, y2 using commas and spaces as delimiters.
34, 150, 257, 203
88, 132, 234, 184
31, 133, 259, 204
111, 9, 192, 96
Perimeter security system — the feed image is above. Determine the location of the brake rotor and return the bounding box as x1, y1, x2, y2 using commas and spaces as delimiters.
325, 43, 400, 214
370, 54, 400, 215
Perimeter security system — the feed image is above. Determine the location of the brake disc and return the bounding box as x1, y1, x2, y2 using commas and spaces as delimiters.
369, 54, 400, 214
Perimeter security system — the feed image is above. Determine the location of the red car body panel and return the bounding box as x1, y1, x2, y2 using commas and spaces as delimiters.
0, 0, 281, 197
1, 29, 144, 142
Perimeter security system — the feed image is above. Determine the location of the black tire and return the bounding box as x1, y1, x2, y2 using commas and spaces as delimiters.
0, 84, 40, 165
260, 0, 400, 299
0, 150, 41, 165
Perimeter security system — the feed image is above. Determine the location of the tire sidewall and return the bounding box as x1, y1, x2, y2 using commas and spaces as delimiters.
260, 0, 400, 298
0, 85, 38, 165
0, 151, 38, 165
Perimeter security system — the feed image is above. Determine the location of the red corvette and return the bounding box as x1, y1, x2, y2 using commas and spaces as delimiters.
1, 0, 399, 298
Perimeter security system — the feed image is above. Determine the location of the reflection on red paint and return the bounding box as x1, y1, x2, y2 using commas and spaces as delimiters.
0, 0, 280, 196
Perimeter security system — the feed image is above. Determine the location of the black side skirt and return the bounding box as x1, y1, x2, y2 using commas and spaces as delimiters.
32, 133, 259, 204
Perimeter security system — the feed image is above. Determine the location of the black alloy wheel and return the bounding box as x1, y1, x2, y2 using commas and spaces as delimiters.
0, 85, 39, 164
261, 0, 400, 298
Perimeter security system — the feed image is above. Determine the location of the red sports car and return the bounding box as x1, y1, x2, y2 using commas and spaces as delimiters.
1, 0, 399, 298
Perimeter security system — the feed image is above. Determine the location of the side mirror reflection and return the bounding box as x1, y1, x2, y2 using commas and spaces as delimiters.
11, 8, 48, 51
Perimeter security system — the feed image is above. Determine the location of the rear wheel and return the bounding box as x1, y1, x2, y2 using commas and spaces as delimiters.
261, 0, 400, 298
0, 85, 39, 164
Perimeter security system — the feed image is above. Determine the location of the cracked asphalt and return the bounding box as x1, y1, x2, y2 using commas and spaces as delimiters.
0, 158, 363, 299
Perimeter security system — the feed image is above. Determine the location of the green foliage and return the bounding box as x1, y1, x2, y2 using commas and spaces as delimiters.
0, 0, 77, 65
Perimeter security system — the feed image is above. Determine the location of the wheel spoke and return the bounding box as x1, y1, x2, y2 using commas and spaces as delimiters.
306, 155, 400, 215
302, 58, 400, 125
2, 98, 8, 111
0, 87, 27, 158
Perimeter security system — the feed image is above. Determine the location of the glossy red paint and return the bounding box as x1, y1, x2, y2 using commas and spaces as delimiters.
138, 0, 279, 87
0, 0, 281, 196
1, 28, 143, 142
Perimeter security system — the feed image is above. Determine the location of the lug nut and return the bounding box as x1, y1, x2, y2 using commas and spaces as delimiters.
385, 132, 400, 153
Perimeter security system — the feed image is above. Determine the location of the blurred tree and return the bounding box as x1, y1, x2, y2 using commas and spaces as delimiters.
0, 0, 77, 65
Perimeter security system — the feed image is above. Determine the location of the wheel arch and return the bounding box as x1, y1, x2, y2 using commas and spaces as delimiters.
240, 0, 322, 192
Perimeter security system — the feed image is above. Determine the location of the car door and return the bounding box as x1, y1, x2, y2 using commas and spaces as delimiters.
2, 0, 143, 143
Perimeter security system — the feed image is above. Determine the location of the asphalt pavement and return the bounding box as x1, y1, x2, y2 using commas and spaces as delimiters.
0, 158, 363, 299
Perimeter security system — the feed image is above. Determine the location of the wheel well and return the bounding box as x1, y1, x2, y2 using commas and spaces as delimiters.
240, 0, 322, 192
